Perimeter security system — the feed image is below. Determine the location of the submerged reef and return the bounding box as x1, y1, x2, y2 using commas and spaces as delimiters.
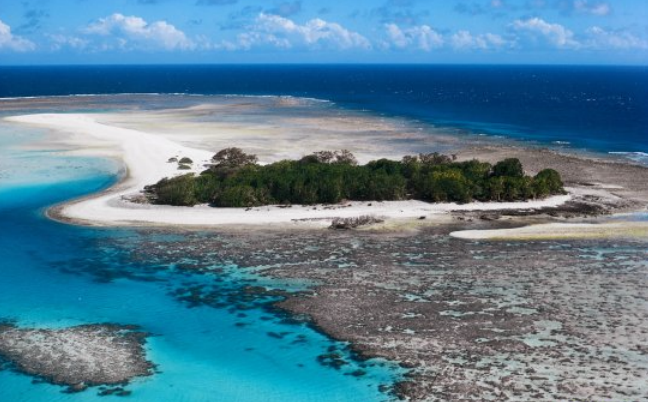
104, 226, 647, 402
0, 323, 154, 394
42, 223, 648, 401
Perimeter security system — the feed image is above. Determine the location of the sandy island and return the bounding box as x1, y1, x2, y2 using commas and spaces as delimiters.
5, 108, 648, 237
4, 113, 570, 227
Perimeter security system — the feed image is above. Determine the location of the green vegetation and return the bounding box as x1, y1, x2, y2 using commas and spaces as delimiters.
145, 148, 565, 207
148, 174, 197, 206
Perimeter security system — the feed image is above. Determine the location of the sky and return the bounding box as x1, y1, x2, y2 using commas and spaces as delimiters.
0, 0, 647, 65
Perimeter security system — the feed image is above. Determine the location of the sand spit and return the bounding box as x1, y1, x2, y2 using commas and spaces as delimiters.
451, 221, 648, 240
5, 113, 574, 229
0, 323, 154, 394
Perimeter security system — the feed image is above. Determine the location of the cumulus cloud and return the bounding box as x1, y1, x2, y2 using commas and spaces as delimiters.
47, 33, 89, 51
0, 19, 36, 51
451, 30, 507, 49
84, 13, 195, 50
570, 1, 611, 16
385, 23, 443, 51
236, 13, 371, 50
384, 23, 507, 51
585, 26, 648, 50
510, 17, 579, 48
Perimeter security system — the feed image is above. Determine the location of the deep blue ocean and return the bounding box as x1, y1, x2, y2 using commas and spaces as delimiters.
0, 65, 647, 400
1, 65, 647, 154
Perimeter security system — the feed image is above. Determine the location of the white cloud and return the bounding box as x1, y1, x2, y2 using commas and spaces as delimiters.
84, 13, 195, 51
585, 26, 648, 50
383, 24, 506, 52
511, 17, 579, 48
451, 30, 507, 50
47, 34, 88, 51
0, 19, 36, 52
237, 13, 371, 50
573, 1, 611, 16
385, 23, 443, 51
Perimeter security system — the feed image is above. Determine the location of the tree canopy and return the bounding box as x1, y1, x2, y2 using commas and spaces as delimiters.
145, 149, 566, 207
211, 148, 258, 170
492, 158, 524, 178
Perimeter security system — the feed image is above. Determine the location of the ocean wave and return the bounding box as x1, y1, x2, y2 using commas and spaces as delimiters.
221, 94, 333, 104
609, 151, 648, 166
0, 93, 333, 104
0, 92, 195, 100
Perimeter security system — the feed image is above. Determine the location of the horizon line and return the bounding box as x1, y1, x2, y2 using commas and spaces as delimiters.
1, 62, 647, 68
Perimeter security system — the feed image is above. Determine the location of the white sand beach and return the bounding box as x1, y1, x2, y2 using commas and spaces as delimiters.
6, 112, 574, 228
450, 221, 648, 240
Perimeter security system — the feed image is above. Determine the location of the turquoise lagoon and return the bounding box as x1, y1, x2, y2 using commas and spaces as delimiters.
0, 118, 402, 400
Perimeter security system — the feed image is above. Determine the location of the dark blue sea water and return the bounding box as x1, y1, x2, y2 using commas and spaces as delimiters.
1, 65, 647, 155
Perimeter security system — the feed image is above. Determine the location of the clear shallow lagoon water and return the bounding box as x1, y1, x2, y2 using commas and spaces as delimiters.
0, 122, 401, 400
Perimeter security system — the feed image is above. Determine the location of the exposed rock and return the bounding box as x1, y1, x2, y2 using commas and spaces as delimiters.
329, 215, 384, 230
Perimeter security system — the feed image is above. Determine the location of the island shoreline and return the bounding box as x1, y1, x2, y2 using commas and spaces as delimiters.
5, 107, 648, 237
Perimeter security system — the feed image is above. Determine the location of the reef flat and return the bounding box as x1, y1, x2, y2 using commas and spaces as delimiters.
108, 227, 648, 402
0, 323, 154, 394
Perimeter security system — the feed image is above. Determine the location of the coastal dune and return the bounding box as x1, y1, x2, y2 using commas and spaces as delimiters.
5, 112, 573, 228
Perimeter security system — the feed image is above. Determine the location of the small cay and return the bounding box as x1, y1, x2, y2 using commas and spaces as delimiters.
0, 323, 154, 394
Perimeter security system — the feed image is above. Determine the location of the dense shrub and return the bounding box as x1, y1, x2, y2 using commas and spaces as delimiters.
214, 185, 260, 208
493, 158, 524, 178
146, 149, 565, 207
146, 174, 197, 206
533, 169, 565, 197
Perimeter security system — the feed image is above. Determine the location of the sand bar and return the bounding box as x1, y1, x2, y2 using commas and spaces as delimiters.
450, 221, 648, 240
5, 113, 574, 228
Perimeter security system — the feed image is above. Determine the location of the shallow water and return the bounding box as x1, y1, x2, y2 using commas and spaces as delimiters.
0, 120, 402, 400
